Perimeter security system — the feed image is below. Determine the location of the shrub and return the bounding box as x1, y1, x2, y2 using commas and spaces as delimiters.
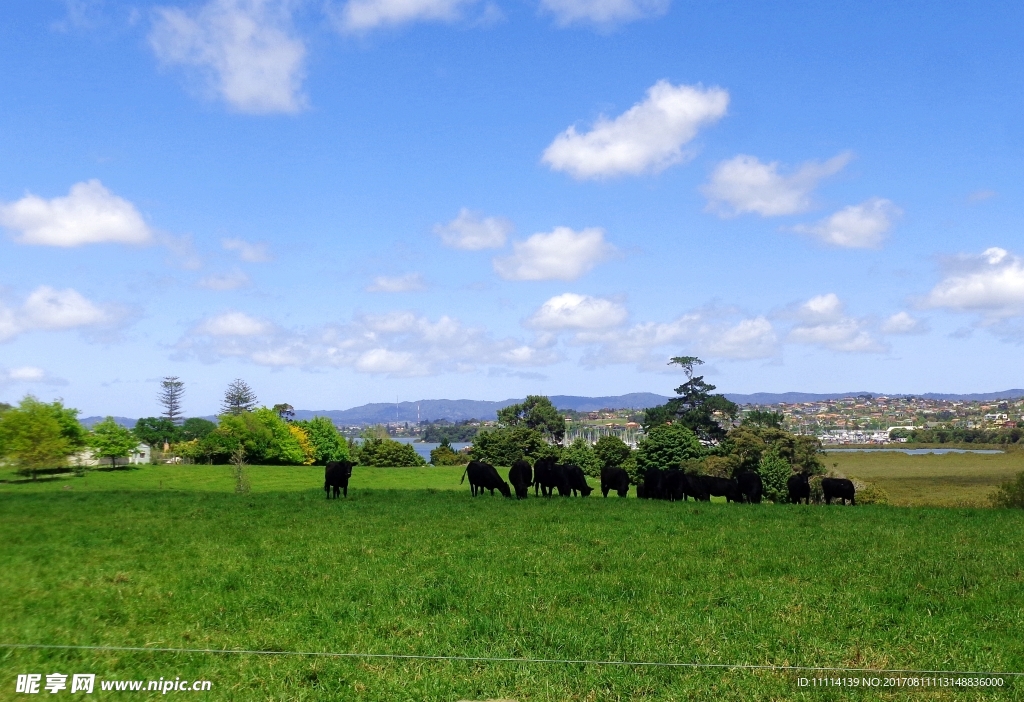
288, 424, 316, 465
991, 471, 1024, 508
593, 435, 631, 472
199, 408, 306, 465
430, 439, 469, 466
359, 438, 426, 467
634, 423, 704, 474
854, 481, 890, 505
469, 426, 550, 467
563, 437, 601, 477
294, 417, 349, 464
757, 448, 790, 502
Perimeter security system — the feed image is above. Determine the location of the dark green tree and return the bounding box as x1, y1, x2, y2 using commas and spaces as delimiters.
593, 435, 632, 472
294, 416, 349, 464
221, 379, 258, 415
563, 437, 601, 477
273, 403, 295, 422
469, 425, 556, 466
358, 437, 425, 467
497, 395, 566, 442
430, 437, 470, 466
642, 356, 738, 442
180, 417, 216, 441
134, 417, 180, 447
159, 376, 185, 424
634, 423, 704, 473
742, 409, 785, 429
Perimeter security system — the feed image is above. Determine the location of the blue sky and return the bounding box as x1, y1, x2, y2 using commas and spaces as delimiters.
1, 0, 1023, 417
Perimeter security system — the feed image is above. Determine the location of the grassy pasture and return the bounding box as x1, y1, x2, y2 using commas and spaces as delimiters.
2, 464, 1024, 700
827, 451, 1024, 507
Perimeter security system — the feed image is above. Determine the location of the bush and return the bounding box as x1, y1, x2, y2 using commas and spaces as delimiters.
198, 408, 306, 465
430, 439, 469, 466
757, 448, 790, 502
634, 423, 704, 473
854, 480, 890, 505
562, 437, 601, 477
294, 417, 349, 464
469, 426, 552, 467
991, 471, 1024, 508
593, 435, 631, 472
359, 438, 426, 467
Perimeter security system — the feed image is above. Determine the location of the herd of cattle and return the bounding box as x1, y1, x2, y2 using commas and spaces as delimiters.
323, 456, 857, 505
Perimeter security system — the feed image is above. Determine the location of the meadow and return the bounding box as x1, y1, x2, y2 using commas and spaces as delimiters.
2, 459, 1024, 700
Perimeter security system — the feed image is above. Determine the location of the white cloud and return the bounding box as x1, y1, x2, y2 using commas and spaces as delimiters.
433, 208, 511, 250
334, 0, 478, 31
198, 269, 250, 290
0, 366, 66, 389
793, 197, 901, 248
366, 273, 427, 293
195, 311, 271, 336
0, 286, 121, 343
787, 293, 885, 353
542, 81, 728, 179
150, 0, 307, 114
0, 180, 153, 247
178, 310, 560, 376
702, 152, 852, 217
527, 293, 627, 330
540, 0, 668, 26
222, 237, 271, 262
881, 311, 926, 335
494, 227, 616, 281
925, 247, 1024, 318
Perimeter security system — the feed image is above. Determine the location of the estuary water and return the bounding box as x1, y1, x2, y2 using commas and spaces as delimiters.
824, 448, 1004, 455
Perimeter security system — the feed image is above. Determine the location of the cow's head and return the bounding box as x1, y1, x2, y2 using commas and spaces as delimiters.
498, 481, 512, 498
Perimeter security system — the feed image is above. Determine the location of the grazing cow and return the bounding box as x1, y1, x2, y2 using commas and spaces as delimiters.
642, 467, 665, 500
661, 469, 687, 502
636, 482, 650, 499
324, 459, 355, 499
534, 456, 570, 496
509, 459, 532, 499
461, 460, 511, 497
699, 475, 742, 503
822, 477, 856, 505
683, 473, 710, 501
736, 471, 763, 503
601, 466, 630, 498
563, 464, 593, 497
788, 472, 811, 504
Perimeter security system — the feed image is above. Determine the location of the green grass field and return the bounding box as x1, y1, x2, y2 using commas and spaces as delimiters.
2, 461, 1024, 700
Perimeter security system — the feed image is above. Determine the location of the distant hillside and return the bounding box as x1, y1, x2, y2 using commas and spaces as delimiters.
80, 416, 137, 429
724, 389, 1024, 404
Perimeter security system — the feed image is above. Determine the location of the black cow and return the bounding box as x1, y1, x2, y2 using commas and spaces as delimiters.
461, 460, 512, 497
324, 459, 355, 499
636, 481, 650, 499
508, 459, 532, 499
601, 466, 630, 498
683, 473, 710, 501
700, 475, 742, 503
737, 471, 763, 503
662, 469, 687, 502
534, 456, 570, 496
822, 477, 856, 505
788, 472, 811, 504
563, 464, 593, 497
642, 467, 664, 500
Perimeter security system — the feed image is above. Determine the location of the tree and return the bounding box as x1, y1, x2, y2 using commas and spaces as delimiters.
430, 438, 469, 465
634, 423, 704, 474
497, 395, 566, 442
743, 409, 785, 429
642, 356, 738, 442
158, 376, 185, 424
134, 417, 180, 447
593, 435, 632, 472
757, 447, 791, 502
221, 379, 258, 415
0, 396, 80, 478
294, 416, 349, 464
288, 423, 316, 465
562, 437, 601, 477
273, 403, 295, 422
180, 417, 216, 441
469, 426, 556, 466
202, 408, 305, 464
358, 437, 426, 467
88, 417, 139, 469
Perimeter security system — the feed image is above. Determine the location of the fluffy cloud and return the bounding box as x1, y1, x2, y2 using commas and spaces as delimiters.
366, 273, 427, 293
542, 81, 729, 179
0, 286, 122, 343
493, 227, 616, 281
574, 308, 778, 369
179, 310, 560, 375
527, 293, 627, 330
150, 0, 307, 114
702, 152, 852, 217
222, 237, 271, 262
0, 366, 66, 389
335, 0, 478, 31
0, 180, 153, 247
793, 198, 901, 248
197, 269, 250, 290
925, 247, 1024, 318
787, 293, 885, 353
540, 0, 668, 25
881, 311, 926, 335
434, 208, 512, 250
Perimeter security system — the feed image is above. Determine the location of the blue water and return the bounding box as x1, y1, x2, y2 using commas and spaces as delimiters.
392, 438, 472, 461
824, 448, 1003, 455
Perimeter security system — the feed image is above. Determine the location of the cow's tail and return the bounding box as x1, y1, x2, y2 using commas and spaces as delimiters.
460, 466, 469, 484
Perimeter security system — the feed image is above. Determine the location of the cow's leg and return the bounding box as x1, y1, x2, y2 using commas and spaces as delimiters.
342, 484, 347, 498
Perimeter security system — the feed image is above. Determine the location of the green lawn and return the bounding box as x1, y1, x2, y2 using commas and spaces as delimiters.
2, 465, 1024, 700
